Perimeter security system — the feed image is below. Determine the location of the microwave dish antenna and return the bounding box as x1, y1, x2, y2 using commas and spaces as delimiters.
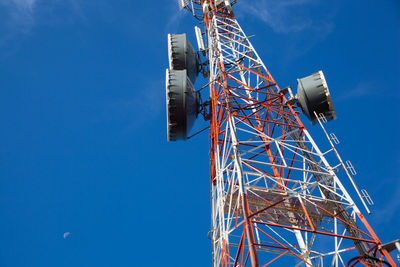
165, 69, 199, 141
296, 71, 337, 124
168, 33, 200, 84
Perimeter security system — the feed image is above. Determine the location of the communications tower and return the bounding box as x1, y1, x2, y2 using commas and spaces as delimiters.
165, 1, 399, 266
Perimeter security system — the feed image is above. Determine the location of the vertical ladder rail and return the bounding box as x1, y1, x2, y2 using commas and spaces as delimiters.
314, 112, 371, 214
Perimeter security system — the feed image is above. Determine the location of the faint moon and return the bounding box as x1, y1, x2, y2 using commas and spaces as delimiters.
63, 232, 71, 239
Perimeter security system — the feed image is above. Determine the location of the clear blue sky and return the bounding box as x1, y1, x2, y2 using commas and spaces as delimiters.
0, 1, 399, 266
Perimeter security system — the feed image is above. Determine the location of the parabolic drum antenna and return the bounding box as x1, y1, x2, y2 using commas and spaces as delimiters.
166, 69, 198, 141
165, 1, 399, 266
168, 33, 199, 84
296, 71, 336, 124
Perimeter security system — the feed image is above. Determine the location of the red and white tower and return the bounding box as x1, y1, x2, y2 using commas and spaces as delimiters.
165, 1, 399, 266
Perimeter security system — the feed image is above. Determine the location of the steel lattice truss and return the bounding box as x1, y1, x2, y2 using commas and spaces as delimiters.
180, 1, 396, 266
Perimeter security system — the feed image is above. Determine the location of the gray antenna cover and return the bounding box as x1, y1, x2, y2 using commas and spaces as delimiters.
296, 71, 336, 124
166, 69, 199, 141
168, 33, 199, 84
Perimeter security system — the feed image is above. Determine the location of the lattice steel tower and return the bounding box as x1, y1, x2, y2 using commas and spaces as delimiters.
165, 1, 399, 266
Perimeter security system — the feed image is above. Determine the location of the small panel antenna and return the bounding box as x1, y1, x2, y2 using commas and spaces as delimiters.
195, 26, 205, 52
178, 0, 189, 10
